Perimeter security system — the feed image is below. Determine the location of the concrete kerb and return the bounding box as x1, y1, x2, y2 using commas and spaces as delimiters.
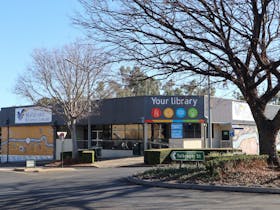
127, 176, 280, 194
13, 167, 76, 173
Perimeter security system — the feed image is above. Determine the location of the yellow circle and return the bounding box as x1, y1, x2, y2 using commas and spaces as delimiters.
163, 107, 174, 118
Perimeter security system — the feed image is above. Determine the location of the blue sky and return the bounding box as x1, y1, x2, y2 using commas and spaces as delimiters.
0, 0, 84, 108
0, 0, 234, 109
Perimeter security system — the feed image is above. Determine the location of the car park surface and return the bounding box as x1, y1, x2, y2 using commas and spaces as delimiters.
0, 166, 280, 209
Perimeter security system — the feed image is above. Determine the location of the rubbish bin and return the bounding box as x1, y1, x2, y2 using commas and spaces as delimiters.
132, 143, 139, 155
91, 147, 102, 160
133, 143, 143, 156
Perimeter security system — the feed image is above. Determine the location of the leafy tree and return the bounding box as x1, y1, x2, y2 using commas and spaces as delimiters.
14, 41, 109, 159
232, 90, 245, 101
111, 66, 161, 97
162, 79, 182, 95
162, 78, 216, 96
180, 79, 216, 96
74, 0, 280, 165
36, 97, 58, 107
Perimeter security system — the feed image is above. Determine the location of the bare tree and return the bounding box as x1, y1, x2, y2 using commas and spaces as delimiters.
74, 0, 280, 165
15, 41, 110, 159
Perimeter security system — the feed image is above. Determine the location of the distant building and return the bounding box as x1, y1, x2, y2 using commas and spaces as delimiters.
0, 96, 280, 162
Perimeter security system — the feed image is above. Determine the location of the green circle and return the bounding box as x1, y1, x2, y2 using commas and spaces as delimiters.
188, 107, 198, 118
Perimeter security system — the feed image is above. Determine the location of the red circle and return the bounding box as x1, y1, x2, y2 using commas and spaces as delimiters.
151, 108, 162, 118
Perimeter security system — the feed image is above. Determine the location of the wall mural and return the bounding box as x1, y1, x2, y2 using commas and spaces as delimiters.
1, 125, 54, 162
232, 101, 254, 121
232, 125, 280, 154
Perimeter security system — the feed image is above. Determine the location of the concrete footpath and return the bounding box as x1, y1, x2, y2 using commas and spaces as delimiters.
48, 156, 145, 168
91, 156, 144, 168
0, 156, 145, 172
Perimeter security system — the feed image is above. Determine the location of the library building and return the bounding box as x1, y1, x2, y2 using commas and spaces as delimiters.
1, 95, 280, 162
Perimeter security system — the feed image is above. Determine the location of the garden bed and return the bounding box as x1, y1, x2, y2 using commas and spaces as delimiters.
136, 155, 280, 188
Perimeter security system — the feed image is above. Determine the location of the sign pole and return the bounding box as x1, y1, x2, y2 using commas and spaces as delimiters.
207, 72, 212, 148
57, 132, 67, 168
144, 123, 148, 151
61, 136, 64, 168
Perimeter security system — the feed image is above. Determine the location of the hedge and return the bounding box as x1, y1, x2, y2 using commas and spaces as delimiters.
144, 148, 242, 165
61, 150, 95, 163
205, 154, 268, 176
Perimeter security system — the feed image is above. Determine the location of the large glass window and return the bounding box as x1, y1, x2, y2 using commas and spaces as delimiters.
149, 124, 169, 148
184, 123, 201, 138
112, 124, 144, 140
152, 124, 169, 140
98, 124, 145, 150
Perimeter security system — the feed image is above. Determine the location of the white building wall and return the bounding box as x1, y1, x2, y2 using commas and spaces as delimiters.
56, 138, 72, 160
207, 97, 232, 124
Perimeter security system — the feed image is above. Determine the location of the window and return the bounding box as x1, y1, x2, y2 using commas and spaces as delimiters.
206, 124, 215, 138
184, 123, 201, 138
222, 130, 230, 140
101, 124, 144, 150
112, 124, 144, 140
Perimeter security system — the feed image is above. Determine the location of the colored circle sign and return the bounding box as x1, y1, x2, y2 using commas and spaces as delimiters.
176, 108, 186, 118
163, 107, 174, 118
151, 107, 162, 118
188, 107, 198, 118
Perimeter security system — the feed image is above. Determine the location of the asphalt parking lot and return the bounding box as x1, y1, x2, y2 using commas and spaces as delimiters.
0, 162, 280, 210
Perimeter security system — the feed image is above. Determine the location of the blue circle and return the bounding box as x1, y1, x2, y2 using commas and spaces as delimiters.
176, 108, 186, 118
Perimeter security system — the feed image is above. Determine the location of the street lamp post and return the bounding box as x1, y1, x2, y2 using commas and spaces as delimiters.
6, 119, 10, 163
207, 70, 212, 148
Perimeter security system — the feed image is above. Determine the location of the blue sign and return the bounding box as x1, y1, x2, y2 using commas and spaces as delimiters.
176, 108, 186, 118
171, 123, 183, 130
171, 123, 183, 139
229, 130, 235, 137
171, 129, 183, 139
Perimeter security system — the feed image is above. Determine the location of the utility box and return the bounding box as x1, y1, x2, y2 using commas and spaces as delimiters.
26, 160, 36, 168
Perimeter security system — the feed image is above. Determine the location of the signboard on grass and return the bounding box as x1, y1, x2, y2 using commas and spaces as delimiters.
170, 151, 205, 162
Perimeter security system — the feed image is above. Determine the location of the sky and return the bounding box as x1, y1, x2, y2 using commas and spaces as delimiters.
0, 0, 85, 108
0, 0, 235, 109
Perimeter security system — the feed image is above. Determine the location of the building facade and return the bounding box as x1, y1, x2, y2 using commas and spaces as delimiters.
1, 96, 280, 162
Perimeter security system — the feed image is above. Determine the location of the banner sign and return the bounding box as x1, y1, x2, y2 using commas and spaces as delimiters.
15, 107, 52, 124
145, 96, 204, 123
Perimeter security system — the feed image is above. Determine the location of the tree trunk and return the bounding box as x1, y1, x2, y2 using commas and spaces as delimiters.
71, 119, 78, 159
256, 120, 280, 167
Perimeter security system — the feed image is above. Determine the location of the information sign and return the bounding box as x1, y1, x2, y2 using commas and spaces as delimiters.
171, 123, 183, 139
170, 151, 205, 162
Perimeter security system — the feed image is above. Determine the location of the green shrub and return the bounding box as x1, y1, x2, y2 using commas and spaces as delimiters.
61, 151, 72, 160
205, 155, 268, 176
144, 149, 171, 165
138, 164, 206, 181
144, 148, 242, 165
205, 151, 244, 161
61, 150, 95, 163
